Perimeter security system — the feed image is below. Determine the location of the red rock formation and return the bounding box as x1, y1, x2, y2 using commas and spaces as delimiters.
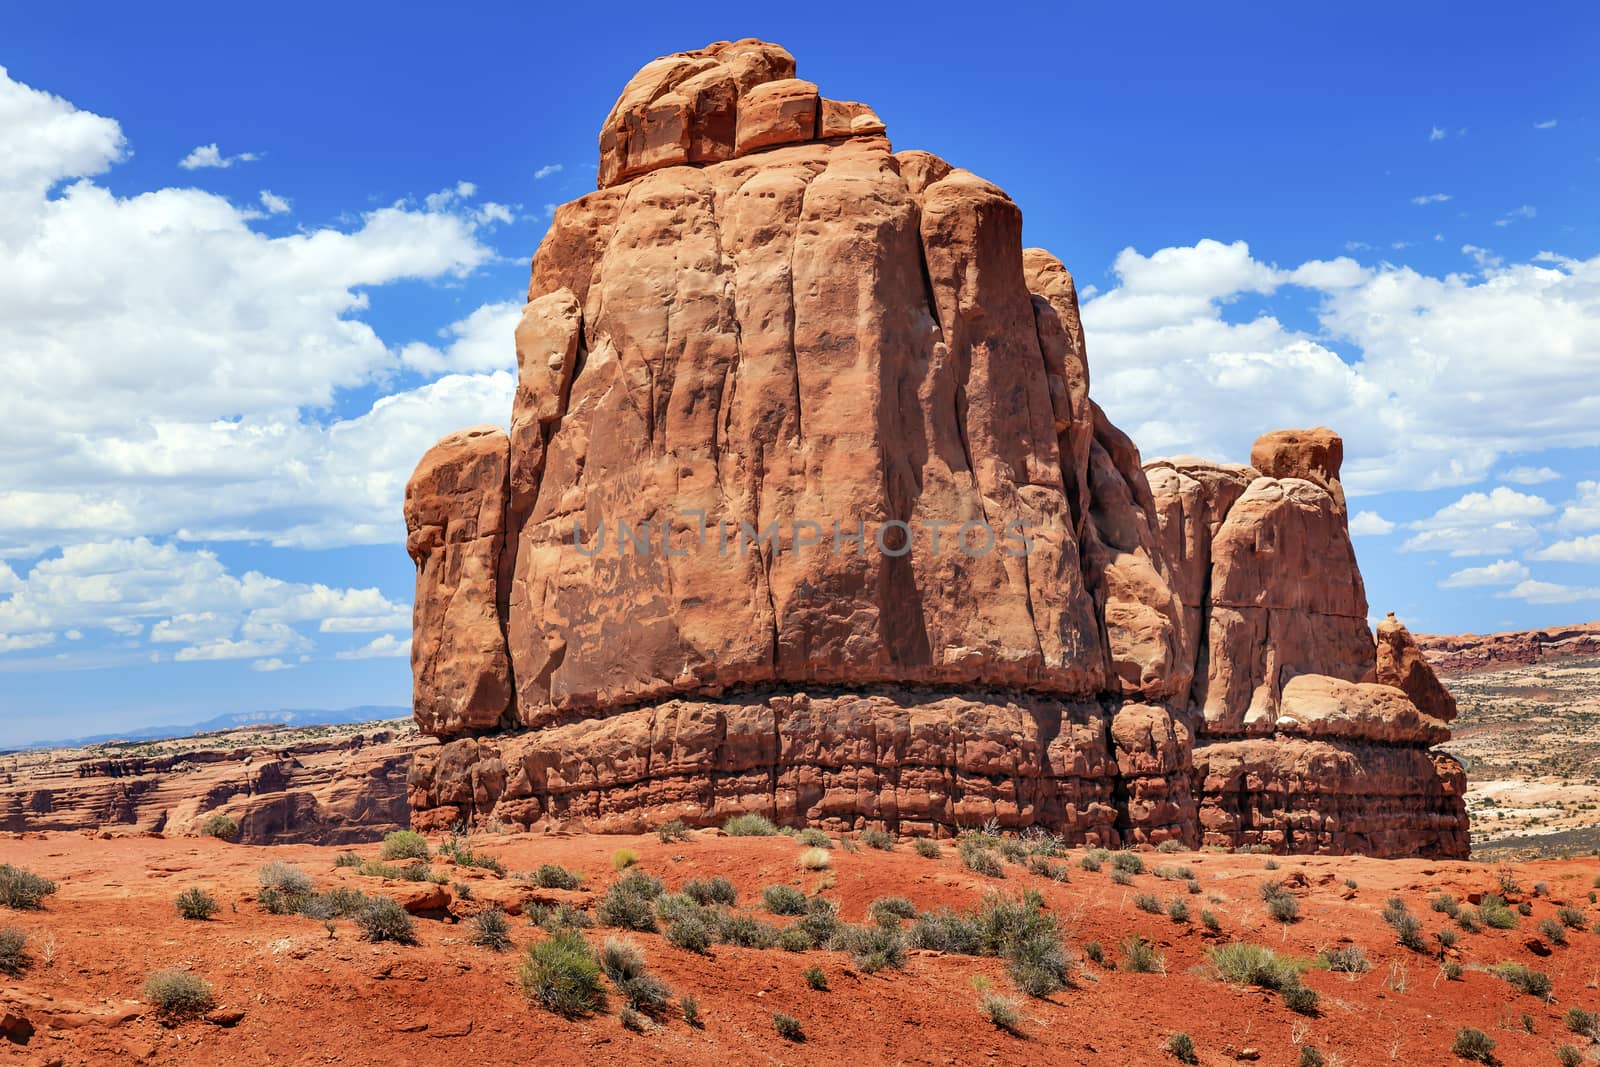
1415, 621, 1600, 676
403, 39, 1467, 857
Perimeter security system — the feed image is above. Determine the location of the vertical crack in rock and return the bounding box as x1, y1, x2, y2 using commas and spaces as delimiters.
403, 38, 1468, 857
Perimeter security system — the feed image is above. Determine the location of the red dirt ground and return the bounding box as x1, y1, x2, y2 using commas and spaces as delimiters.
3, 829, 1600, 1066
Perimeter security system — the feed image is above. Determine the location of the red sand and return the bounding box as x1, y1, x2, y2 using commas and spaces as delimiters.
3, 830, 1599, 1065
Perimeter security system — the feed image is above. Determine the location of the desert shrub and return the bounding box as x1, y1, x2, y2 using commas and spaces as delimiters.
379, 830, 430, 861
665, 911, 715, 954
679, 994, 701, 1026
1200, 909, 1221, 932
1156, 840, 1184, 854
1558, 906, 1586, 929
541, 902, 593, 931
0, 865, 57, 910
438, 834, 505, 874
835, 922, 906, 973
1281, 984, 1319, 1015
1299, 1047, 1325, 1067
868, 896, 917, 925
143, 969, 213, 1018
1209, 942, 1307, 991
598, 879, 660, 932
978, 989, 1021, 1033
861, 828, 895, 851
519, 929, 604, 1017
997, 837, 1029, 863
837, 835, 861, 854
611, 848, 639, 871
1319, 944, 1370, 973
1006, 924, 1073, 995
1166, 1032, 1198, 1064
199, 814, 239, 842
1456, 908, 1482, 933
1267, 893, 1300, 924
1079, 850, 1105, 872
959, 839, 1005, 878
602, 937, 671, 1014
1519, 901, 1534, 916
1430, 892, 1461, 917
1111, 851, 1144, 875
1264, 858, 1280, 870
528, 864, 582, 890
657, 819, 690, 843
683, 876, 737, 907
1110, 868, 1134, 886
1540, 917, 1569, 945
796, 828, 831, 848
910, 909, 984, 955
1442, 960, 1463, 980
1436, 927, 1459, 951
1493, 961, 1554, 999
797, 848, 832, 871
1186, 879, 1202, 895
258, 861, 312, 895
717, 912, 780, 949
913, 838, 942, 859
0, 927, 29, 976
304, 886, 367, 920
1028, 855, 1070, 882
1478, 894, 1518, 929
777, 925, 813, 953
763, 885, 808, 916
724, 813, 778, 836
1134, 893, 1162, 915
1558, 1045, 1584, 1067
470, 907, 512, 951
334, 851, 361, 868
1381, 899, 1425, 950
257, 887, 302, 915
1122, 935, 1163, 974
620, 1006, 650, 1032
796, 898, 842, 947
357, 897, 417, 944
1564, 1006, 1598, 1038
1451, 1027, 1495, 1062
1166, 899, 1190, 923
175, 888, 219, 921
803, 964, 829, 990
773, 1012, 804, 1041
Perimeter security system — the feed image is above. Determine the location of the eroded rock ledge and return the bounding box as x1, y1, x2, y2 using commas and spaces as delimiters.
403, 39, 1468, 857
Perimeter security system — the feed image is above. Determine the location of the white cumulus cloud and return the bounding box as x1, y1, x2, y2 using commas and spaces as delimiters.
1439, 559, 1531, 588
178, 143, 259, 169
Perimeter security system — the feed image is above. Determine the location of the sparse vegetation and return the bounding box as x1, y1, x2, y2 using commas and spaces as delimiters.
1558, 906, 1586, 929
1565, 1006, 1598, 1039
913, 838, 942, 859
1492, 961, 1553, 999
978, 987, 1021, 1034
470, 907, 512, 951
258, 861, 313, 895
1166, 1031, 1198, 1064
1166, 898, 1190, 923
1134, 893, 1162, 915
357, 897, 417, 944
199, 814, 240, 841
175, 887, 219, 921
683, 876, 737, 907
1110, 851, 1145, 875
868, 896, 917, 925
143, 969, 214, 1019
598, 869, 664, 932
378, 830, 430, 861
773, 1012, 805, 1041
0, 864, 58, 910
763, 884, 808, 916
1122, 935, 1163, 974
803, 964, 828, 990
797, 848, 832, 871
657, 819, 690, 843
796, 828, 831, 848
611, 848, 639, 871
1319, 944, 1370, 973
519, 928, 605, 1017
861, 827, 895, 850
724, 813, 778, 836
528, 864, 583, 890
0, 927, 29, 976
1382, 897, 1426, 950
959, 839, 1005, 878
1540, 916, 1569, 945
1450, 1026, 1495, 1062
679, 993, 701, 1026
602, 937, 671, 1014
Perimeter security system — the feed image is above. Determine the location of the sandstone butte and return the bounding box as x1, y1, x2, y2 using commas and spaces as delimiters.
403, 39, 1468, 858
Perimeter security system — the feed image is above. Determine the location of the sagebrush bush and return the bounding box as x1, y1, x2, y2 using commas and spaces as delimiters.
0, 927, 29, 976
143, 969, 214, 1018
1155, 840, 1184, 854
1381, 899, 1424, 950
1122, 935, 1163, 974
1166, 898, 1190, 923
1007, 924, 1073, 995
1319, 944, 1369, 973
1200, 909, 1221, 933
611, 848, 639, 871
1134, 893, 1161, 914
520, 929, 604, 1017
1110, 851, 1144, 875
529, 864, 582, 890
763, 884, 808, 916
666, 910, 715, 954
598, 870, 664, 931
1451, 1026, 1495, 1062
717, 911, 780, 949
1493, 961, 1553, 999
1558, 905, 1587, 929
334, 851, 362, 868
1540, 916, 1569, 945
797, 848, 831, 871
978, 990, 1020, 1033
357, 897, 417, 944
1478, 895, 1518, 930
1109, 868, 1133, 886
683, 876, 737, 907
657, 819, 690, 843
602, 936, 671, 1013
199, 814, 239, 842
679, 993, 701, 1026
258, 861, 312, 895
1299, 1046, 1325, 1067
796, 897, 842, 947
620, 1006, 651, 1032
1028, 855, 1069, 882
438, 834, 505, 875
795, 828, 831, 849
1558, 1044, 1584, 1067
860, 828, 895, 851
913, 838, 942, 859
1430, 892, 1460, 917
378, 830, 430, 861
175, 887, 219, 921
1281, 984, 1319, 1015
1083, 940, 1106, 967
998, 838, 1029, 864
803, 964, 828, 990
868, 897, 917, 925
1565, 1005, 1598, 1038
0, 865, 58, 910
1442, 960, 1463, 980
470, 907, 512, 951
778, 925, 813, 953
773, 1012, 804, 1041
1208, 942, 1307, 991
1456, 908, 1482, 933
1166, 1032, 1197, 1064
724, 813, 778, 836
960, 839, 1004, 878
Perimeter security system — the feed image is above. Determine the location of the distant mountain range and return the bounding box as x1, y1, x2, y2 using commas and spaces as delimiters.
10, 705, 411, 751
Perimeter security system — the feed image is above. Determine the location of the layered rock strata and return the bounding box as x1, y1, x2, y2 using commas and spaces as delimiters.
404, 39, 1467, 856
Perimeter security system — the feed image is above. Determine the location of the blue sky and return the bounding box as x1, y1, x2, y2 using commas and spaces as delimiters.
0, 2, 1597, 746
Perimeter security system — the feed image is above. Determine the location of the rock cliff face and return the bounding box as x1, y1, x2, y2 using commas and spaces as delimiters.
1416, 622, 1600, 676
405, 39, 1468, 857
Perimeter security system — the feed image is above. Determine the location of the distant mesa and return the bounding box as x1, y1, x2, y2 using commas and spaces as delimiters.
403, 40, 1467, 857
